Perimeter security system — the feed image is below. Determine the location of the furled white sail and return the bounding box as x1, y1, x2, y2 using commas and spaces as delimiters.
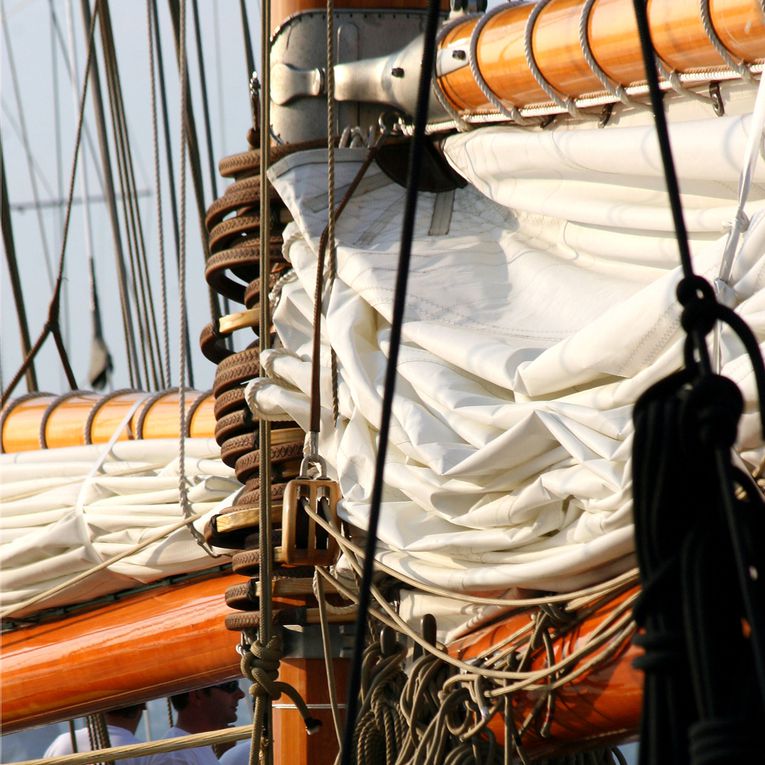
0, 439, 236, 616
249, 96, 765, 601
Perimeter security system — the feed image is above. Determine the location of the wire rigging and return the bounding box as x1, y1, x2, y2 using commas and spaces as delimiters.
0, 2, 101, 408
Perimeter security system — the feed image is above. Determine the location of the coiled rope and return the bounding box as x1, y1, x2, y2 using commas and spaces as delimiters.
629, 1, 765, 764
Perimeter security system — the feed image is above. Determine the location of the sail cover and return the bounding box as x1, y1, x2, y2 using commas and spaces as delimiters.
250, 96, 765, 597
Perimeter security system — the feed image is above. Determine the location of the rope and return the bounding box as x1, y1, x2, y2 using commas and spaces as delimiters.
314, 569, 345, 746
0, 2, 100, 408
147, 0, 171, 387
629, 3, 765, 763
98, 0, 163, 390
326, 0, 340, 423
0, 132, 38, 391
14, 725, 255, 765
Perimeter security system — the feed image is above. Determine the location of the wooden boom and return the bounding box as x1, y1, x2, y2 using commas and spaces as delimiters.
437, 0, 765, 115
0, 390, 215, 453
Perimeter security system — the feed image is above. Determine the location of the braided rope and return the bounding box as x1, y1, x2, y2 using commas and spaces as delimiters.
147, 0, 170, 387
523, 0, 581, 119
468, 3, 530, 124
432, 16, 479, 132
699, 0, 753, 81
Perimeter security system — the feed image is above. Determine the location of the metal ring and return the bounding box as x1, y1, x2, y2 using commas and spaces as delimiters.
524, 0, 582, 118
83, 388, 141, 445
39, 390, 91, 449
469, 2, 530, 124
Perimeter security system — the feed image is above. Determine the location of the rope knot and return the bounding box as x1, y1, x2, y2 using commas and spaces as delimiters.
677, 275, 718, 337
241, 633, 322, 735
241, 635, 283, 701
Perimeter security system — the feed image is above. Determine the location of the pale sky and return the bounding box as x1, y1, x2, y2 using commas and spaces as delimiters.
2, 0, 259, 396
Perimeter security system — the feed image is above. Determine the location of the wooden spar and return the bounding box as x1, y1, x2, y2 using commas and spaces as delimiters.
1, 569, 349, 765
437, 0, 765, 115
448, 586, 643, 757
0, 572, 240, 732
2, 570, 642, 755
0, 390, 215, 453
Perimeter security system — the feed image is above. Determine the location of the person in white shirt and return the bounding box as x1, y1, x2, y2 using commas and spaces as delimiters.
218, 741, 250, 765
149, 682, 245, 765
44, 704, 149, 765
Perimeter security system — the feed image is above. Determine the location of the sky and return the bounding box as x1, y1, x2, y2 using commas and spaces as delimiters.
1, 0, 259, 397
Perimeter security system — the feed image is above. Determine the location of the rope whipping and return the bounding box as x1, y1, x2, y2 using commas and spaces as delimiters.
629, 2, 765, 764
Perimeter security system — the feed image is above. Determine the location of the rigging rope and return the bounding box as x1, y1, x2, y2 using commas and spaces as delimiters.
0, 2, 101, 408
147, 0, 171, 388
629, 2, 765, 764
340, 1, 471, 757
98, 0, 163, 390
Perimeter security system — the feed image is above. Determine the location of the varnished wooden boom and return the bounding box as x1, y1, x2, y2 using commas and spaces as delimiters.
437, 0, 765, 115
0, 390, 215, 453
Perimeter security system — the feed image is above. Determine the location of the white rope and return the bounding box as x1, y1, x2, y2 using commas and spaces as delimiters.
718, 73, 765, 286
13, 724, 254, 765
713, 72, 765, 371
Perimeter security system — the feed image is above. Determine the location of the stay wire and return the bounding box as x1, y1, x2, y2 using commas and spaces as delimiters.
239, 0, 256, 82
339, 0, 442, 761
80, 0, 140, 390
0, 3, 100, 408
98, 1, 161, 390
147, 0, 171, 388
1, 0, 54, 288
0, 131, 38, 391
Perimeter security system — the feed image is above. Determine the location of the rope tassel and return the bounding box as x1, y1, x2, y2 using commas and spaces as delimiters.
632, 277, 765, 765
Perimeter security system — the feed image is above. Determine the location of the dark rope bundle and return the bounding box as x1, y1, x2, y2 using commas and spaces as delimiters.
632, 285, 765, 765
628, 1, 765, 761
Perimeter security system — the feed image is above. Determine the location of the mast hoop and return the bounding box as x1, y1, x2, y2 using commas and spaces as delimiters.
523, 0, 582, 119
469, 2, 531, 124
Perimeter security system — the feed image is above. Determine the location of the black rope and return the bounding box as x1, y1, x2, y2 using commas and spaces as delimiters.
630, 3, 765, 764
339, 0, 442, 762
